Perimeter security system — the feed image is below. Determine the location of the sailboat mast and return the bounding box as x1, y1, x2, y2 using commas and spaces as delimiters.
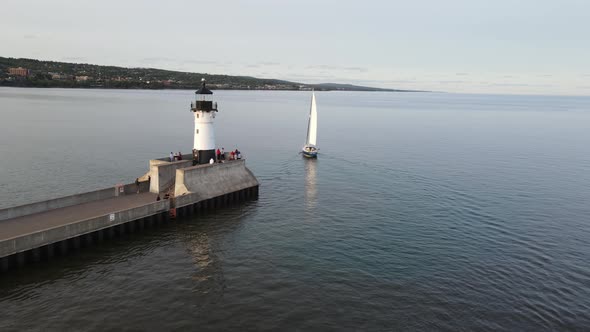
305, 92, 314, 145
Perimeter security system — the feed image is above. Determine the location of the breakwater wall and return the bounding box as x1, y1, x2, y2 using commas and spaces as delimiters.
0, 160, 258, 273
175, 159, 259, 205
174, 160, 259, 218
0, 200, 170, 272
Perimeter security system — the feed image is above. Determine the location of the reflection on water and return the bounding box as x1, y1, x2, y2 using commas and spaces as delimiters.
180, 222, 227, 299
186, 232, 213, 278
304, 158, 317, 211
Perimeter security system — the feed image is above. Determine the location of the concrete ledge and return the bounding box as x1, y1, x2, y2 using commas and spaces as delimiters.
122, 181, 150, 195
149, 159, 192, 193
174, 160, 259, 207
0, 200, 170, 258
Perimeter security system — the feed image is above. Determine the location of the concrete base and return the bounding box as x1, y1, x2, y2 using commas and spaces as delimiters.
31, 248, 41, 263
59, 240, 68, 256
46, 243, 55, 259
16, 252, 26, 268
127, 221, 135, 234
106, 227, 115, 240
84, 234, 93, 247
146, 216, 154, 228
71, 237, 81, 250
0, 256, 8, 272
197, 149, 216, 165
97, 230, 104, 243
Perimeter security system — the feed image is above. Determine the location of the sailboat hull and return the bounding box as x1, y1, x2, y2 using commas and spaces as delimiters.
302, 150, 318, 158
302, 144, 318, 158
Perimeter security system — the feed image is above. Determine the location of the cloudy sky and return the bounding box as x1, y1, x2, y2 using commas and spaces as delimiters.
2, 0, 589, 95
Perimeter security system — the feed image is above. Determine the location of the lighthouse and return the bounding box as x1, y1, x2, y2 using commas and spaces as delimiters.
191, 79, 218, 164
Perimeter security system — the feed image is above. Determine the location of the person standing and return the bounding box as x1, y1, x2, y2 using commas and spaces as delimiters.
135, 178, 140, 193
192, 149, 198, 166
178, 151, 182, 160
221, 147, 225, 160
170, 152, 174, 162
216, 148, 221, 161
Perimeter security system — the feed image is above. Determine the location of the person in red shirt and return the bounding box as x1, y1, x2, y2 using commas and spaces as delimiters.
216, 148, 221, 161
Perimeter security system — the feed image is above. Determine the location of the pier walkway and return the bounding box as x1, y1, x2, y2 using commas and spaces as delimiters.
0, 192, 158, 241
0, 185, 170, 267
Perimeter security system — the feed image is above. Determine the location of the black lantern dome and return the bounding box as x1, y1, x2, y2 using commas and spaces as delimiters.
191, 79, 217, 112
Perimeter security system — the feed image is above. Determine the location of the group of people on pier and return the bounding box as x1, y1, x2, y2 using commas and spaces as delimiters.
181, 148, 242, 166
169, 151, 184, 162
216, 148, 241, 161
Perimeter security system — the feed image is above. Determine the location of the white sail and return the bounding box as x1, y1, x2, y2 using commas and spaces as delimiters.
306, 92, 318, 146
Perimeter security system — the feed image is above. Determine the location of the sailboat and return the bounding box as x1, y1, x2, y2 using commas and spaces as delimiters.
302, 91, 319, 158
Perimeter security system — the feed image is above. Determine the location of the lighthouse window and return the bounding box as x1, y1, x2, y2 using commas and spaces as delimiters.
196, 114, 199, 118
196, 129, 199, 134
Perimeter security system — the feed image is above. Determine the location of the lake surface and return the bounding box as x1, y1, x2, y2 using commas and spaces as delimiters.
1, 87, 590, 331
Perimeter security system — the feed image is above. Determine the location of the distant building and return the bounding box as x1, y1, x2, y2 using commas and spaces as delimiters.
75, 76, 91, 82
8, 67, 31, 77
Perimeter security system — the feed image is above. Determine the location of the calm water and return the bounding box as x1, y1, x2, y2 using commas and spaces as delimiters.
1, 87, 590, 331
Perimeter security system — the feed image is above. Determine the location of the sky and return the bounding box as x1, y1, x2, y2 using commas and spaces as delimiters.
2, 0, 590, 95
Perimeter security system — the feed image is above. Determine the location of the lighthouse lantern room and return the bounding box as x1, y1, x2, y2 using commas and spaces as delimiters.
191, 78, 218, 164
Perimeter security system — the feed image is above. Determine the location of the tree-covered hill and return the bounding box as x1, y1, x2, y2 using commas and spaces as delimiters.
0, 56, 407, 91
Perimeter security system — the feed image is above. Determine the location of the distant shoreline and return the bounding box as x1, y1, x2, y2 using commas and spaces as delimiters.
1, 56, 420, 93
0, 84, 424, 93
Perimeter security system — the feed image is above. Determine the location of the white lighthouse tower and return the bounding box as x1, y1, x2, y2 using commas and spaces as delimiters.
191, 79, 218, 164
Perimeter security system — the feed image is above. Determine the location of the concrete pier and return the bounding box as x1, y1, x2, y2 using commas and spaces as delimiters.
0, 159, 258, 273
